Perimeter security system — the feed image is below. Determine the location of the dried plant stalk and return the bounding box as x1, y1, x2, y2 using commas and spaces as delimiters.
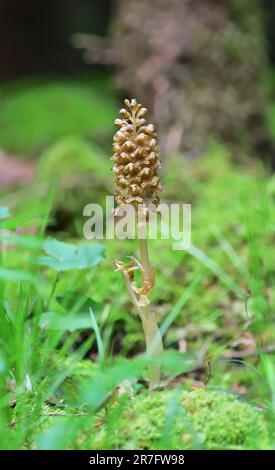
112, 99, 163, 390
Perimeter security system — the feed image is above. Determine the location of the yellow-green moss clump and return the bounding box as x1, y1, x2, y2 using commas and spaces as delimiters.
95, 389, 267, 450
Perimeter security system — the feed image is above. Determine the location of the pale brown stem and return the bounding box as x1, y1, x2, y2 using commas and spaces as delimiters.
119, 216, 163, 391
120, 269, 147, 325
139, 238, 150, 280
139, 236, 163, 391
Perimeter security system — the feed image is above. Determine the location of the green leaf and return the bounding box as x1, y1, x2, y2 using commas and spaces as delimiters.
89, 308, 104, 363
39, 311, 95, 332
188, 244, 245, 299
0, 268, 38, 285
56, 293, 101, 313
79, 352, 197, 410
80, 358, 148, 409
0, 234, 42, 250
36, 417, 82, 451
0, 207, 10, 219
37, 238, 105, 271
0, 351, 6, 374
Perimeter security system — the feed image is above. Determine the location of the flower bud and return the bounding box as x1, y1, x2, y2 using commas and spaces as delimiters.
112, 99, 163, 207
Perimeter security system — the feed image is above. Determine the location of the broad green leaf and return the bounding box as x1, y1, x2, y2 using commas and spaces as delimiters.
37, 238, 105, 271
44, 238, 78, 260
0, 207, 10, 219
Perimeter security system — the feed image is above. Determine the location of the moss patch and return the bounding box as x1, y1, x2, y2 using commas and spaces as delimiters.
0, 76, 117, 154
95, 389, 267, 450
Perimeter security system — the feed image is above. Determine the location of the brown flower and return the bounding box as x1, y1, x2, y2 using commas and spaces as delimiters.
112, 98, 163, 208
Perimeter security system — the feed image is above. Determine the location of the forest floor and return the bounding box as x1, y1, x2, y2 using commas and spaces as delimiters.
0, 76, 275, 450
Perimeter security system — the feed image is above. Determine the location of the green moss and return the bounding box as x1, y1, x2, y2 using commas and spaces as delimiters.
95, 389, 267, 450
0, 76, 117, 154
34, 136, 112, 232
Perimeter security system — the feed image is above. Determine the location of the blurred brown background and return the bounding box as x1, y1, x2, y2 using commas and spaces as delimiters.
1, 0, 275, 159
